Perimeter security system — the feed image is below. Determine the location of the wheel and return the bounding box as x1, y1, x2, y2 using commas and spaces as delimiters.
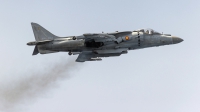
68, 52, 72, 55
73, 36, 76, 40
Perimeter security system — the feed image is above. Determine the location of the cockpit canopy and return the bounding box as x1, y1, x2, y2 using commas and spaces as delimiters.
134, 28, 161, 34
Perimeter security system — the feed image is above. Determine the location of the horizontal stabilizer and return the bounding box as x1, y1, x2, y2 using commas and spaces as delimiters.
27, 40, 52, 46
32, 45, 39, 55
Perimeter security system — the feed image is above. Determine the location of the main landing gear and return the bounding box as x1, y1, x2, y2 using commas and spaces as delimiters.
68, 51, 72, 55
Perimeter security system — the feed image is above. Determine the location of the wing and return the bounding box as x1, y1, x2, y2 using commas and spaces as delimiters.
83, 33, 117, 43
108, 31, 132, 36
76, 48, 128, 62
83, 31, 133, 45
76, 51, 102, 62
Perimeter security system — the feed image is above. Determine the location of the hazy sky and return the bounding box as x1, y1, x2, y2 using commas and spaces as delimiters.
0, 0, 200, 112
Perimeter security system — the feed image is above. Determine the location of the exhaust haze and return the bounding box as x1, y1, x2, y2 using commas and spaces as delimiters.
0, 58, 81, 111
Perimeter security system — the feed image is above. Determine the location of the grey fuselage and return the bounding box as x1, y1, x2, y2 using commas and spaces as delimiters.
36, 31, 182, 54
28, 23, 183, 62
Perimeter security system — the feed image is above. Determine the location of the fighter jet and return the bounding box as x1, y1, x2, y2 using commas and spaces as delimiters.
27, 23, 183, 62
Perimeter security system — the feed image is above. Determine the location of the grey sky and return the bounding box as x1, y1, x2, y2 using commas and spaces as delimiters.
0, 0, 200, 112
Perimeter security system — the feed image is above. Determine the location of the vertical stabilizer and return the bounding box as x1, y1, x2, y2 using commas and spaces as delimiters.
31, 22, 58, 41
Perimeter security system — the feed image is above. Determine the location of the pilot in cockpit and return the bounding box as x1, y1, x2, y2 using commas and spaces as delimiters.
145, 30, 149, 34
134, 29, 161, 35
145, 29, 160, 35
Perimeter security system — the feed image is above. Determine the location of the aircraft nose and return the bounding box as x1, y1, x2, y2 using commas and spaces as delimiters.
172, 36, 183, 44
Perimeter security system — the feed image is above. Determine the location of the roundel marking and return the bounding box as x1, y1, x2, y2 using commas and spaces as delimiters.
125, 36, 129, 40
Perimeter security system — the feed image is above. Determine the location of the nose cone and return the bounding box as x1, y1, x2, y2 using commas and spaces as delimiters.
172, 36, 183, 44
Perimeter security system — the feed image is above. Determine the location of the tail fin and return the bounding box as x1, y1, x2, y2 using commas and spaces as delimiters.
31, 22, 58, 41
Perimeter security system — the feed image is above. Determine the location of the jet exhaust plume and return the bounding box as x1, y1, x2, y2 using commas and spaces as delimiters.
0, 58, 81, 111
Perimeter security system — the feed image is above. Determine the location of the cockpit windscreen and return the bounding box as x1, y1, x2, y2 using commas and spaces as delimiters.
134, 28, 161, 34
